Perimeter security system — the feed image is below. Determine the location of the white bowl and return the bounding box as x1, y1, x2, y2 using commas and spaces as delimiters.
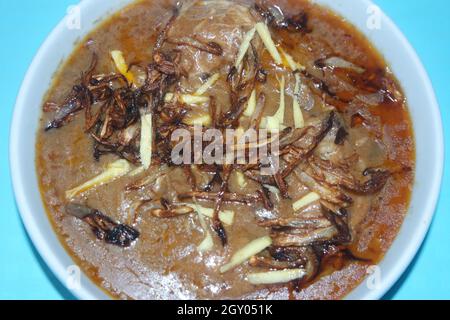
10, 0, 443, 300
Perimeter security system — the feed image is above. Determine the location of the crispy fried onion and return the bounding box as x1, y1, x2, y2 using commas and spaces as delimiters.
251, 203, 352, 287
66, 203, 139, 247
221, 43, 262, 129
44, 49, 183, 165
307, 156, 391, 195
148, 198, 195, 218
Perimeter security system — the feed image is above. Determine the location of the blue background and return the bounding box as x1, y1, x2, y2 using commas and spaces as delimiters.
0, 0, 448, 300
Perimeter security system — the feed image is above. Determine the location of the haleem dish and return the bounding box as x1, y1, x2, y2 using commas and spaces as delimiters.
37, 0, 415, 299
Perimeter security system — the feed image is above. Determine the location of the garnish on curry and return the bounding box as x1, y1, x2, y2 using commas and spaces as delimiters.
36, 0, 415, 299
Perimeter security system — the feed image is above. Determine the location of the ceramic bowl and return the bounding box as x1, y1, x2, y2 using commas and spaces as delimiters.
10, 0, 444, 300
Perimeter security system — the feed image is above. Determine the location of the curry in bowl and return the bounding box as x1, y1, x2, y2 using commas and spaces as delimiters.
36, 0, 414, 299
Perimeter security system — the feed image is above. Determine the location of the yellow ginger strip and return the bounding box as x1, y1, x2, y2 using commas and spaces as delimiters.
235, 170, 247, 188
198, 231, 214, 252
292, 192, 320, 211
293, 73, 305, 129
166, 73, 217, 104
140, 113, 153, 169
164, 93, 175, 103
128, 166, 146, 177
247, 269, 306, 285
264, 116, 280, 132
110, 50, 135, 84
274, 75, 286, 122
194, 202, 214, 252
66, 160, 131, 199
265, 75, 286, 132
186, 204, 235, 226
279, 47, 305, 71
165, 93, 210, 105
194, 73, 220, 96
280, 47, 305, 128
243, 89, 257, 117
183, 113, 212, 127
220, 236, 272, 273
235, 27, 257, 68
255, 22, 282, 65
181, 94, 210, 105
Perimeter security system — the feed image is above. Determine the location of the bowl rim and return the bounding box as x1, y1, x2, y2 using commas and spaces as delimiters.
10, 0, 444, 300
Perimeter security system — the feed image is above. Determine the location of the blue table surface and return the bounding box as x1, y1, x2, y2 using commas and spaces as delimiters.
0, 0, 448, 300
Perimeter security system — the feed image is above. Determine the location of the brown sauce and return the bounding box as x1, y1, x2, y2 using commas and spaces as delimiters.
36, 0, 415, 299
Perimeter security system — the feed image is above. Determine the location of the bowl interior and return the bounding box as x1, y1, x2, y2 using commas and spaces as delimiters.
10, 0, 443, 300
317, 0, 443, 299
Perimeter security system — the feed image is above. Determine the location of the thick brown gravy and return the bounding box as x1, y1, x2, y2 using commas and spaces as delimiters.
36, 0, 414, 299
